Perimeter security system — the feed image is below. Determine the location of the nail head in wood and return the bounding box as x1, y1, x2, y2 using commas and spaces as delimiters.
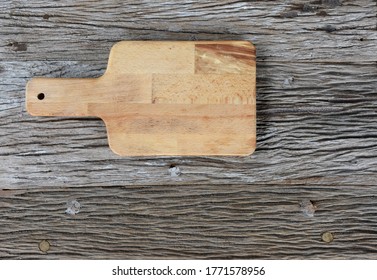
39, 240, 50, 253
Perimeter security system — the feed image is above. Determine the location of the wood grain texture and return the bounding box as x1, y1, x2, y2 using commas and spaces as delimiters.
1, 184, 377, 259
1, 0, 377, 259
3, 61, 376, 187
25, 41, 256, 156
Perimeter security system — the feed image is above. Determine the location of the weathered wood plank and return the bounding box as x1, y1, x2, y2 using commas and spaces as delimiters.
1, 0, 376, 260
1, 61, 376, 187
1, 0, 375, 62
1, 184, 377, 259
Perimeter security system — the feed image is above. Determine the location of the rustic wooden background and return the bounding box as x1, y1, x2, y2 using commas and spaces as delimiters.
1, 0, 376, 259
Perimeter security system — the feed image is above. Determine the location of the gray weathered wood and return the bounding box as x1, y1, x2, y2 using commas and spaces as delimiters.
0, 0, 377, 259
2, 61, 376, 187
1, 185, 377, 259
1, 1, 376, 62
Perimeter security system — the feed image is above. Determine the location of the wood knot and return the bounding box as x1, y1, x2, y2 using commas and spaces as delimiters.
300, 199, 317, 217
283, 76, 295, 87
65, 200, 81, 215
168, 164, 181, 177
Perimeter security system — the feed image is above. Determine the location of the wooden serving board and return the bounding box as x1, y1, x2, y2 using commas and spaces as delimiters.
26, 41, 256, 156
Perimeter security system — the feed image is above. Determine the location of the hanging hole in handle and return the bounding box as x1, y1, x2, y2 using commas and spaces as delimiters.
37, 93, 45, 100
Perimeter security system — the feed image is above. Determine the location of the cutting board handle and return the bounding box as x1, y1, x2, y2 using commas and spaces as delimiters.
26, 77, 98, 116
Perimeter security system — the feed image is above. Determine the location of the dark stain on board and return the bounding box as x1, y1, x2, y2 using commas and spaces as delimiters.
280, 11, 298, 18
291, 3, 317, 12
322, 0, 342, 7
316, 10, 328, 16
290, 0, 341, 15
7, 41, 27, 52
322, 24, 337, 33
302, 3, 316, 12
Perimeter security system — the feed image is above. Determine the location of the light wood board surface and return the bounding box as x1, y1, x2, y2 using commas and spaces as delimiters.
26, 41, 256, 156
1, 0, 377, 259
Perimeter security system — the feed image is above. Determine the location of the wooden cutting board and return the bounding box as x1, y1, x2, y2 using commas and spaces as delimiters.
26, 41, 256, 156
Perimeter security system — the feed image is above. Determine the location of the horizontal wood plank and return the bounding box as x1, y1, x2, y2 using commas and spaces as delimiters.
0, 1, 375, 62
1, 184, 377, 259
1, 61, 376, 187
